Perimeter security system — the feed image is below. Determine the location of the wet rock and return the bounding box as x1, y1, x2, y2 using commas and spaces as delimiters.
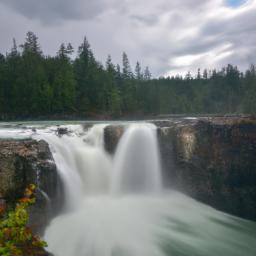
104, 125, 125, 154
56, 127, 69, 136
156, 117, 256, 221
0, 139, 61, 233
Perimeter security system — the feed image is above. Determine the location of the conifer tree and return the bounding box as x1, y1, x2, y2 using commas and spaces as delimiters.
143, 66, 151, 80
135, 61, 142, 80
122, 52, 133, 79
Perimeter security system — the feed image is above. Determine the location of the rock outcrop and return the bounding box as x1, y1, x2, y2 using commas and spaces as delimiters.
158, 117, 256, 221
103, 117, 256, 221
0, 139, 60, 233
104, 125, 125, 154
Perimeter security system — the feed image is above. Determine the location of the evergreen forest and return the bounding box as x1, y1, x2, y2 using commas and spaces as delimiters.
0, 31, 256, 119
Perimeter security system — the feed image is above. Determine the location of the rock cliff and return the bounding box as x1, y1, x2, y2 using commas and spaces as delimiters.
0, 139, 60, 233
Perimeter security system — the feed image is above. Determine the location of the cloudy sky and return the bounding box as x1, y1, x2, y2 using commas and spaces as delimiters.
0, 0, 255, 77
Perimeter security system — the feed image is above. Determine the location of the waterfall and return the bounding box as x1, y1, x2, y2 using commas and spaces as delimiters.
35, 123, 162, 209
35, 124, 112, 210
33, 123, 256, 256
112, 124, 162, 194
0, 122, 255, 255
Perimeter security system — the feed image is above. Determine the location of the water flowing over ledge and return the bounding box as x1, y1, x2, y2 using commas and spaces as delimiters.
0, 119, 256, 256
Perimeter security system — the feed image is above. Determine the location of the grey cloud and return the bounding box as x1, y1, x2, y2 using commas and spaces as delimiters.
0, 0, 109, 24
130, 15, 159, 26
163, 1, 256, 75
172, 38, 221, 56
0, 0, 256, 76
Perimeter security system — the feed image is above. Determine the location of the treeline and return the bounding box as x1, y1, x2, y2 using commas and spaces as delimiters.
0, 31, 256, 119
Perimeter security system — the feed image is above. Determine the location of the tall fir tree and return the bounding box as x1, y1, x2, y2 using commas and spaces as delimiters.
135, 61, 142, 80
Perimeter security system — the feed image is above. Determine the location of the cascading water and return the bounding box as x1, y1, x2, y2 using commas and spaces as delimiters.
41, 123, 256, 256
112, 124, 162, 194
0, 122, 255, 256
35, 124, 112, 210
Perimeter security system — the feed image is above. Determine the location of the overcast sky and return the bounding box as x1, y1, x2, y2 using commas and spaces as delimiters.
0, 0, 255, 77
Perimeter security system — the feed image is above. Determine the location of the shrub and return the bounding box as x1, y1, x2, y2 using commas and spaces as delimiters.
0, 184, 48, 256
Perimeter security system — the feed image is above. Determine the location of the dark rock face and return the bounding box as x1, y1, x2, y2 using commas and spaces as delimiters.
0, 139, 60, 233
157, 117, 256, 221
104, 125, 125, 154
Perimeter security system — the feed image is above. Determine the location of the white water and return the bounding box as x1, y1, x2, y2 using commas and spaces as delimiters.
0, 122, 255, 256
112, 124, 161, 194
35, 124, 112, 210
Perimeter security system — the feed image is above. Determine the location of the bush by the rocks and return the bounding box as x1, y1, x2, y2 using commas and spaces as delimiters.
0, 184, 48, 256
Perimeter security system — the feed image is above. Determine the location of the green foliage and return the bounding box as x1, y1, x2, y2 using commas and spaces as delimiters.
0, 31, 256, 119
0, 184, 47, 256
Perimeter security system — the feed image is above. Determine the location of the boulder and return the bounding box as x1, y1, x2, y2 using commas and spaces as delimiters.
104, 125, 125, 154
56, 127, 69, 136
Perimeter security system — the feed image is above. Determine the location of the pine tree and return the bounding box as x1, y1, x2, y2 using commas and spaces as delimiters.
13, 32, 47, 115
52, 43, 76, 112
20, 31, 42, 56
106, 55, 115, 74
197, 68, 201, 79
74, 37, 93, 112
66, 43, 74, 55
57, 43, 67, 59
10, 39, 19, 57
135, 61, 142, 80
203, 69, 208, 79
122, 52, 133, 79
74, 36, 104, 113
143, 66, 151, 80
185, 71, 192, 80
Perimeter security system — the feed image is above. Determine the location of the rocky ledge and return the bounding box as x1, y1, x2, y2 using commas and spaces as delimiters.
104, 116, 256, 221
0, 139, 60, 234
